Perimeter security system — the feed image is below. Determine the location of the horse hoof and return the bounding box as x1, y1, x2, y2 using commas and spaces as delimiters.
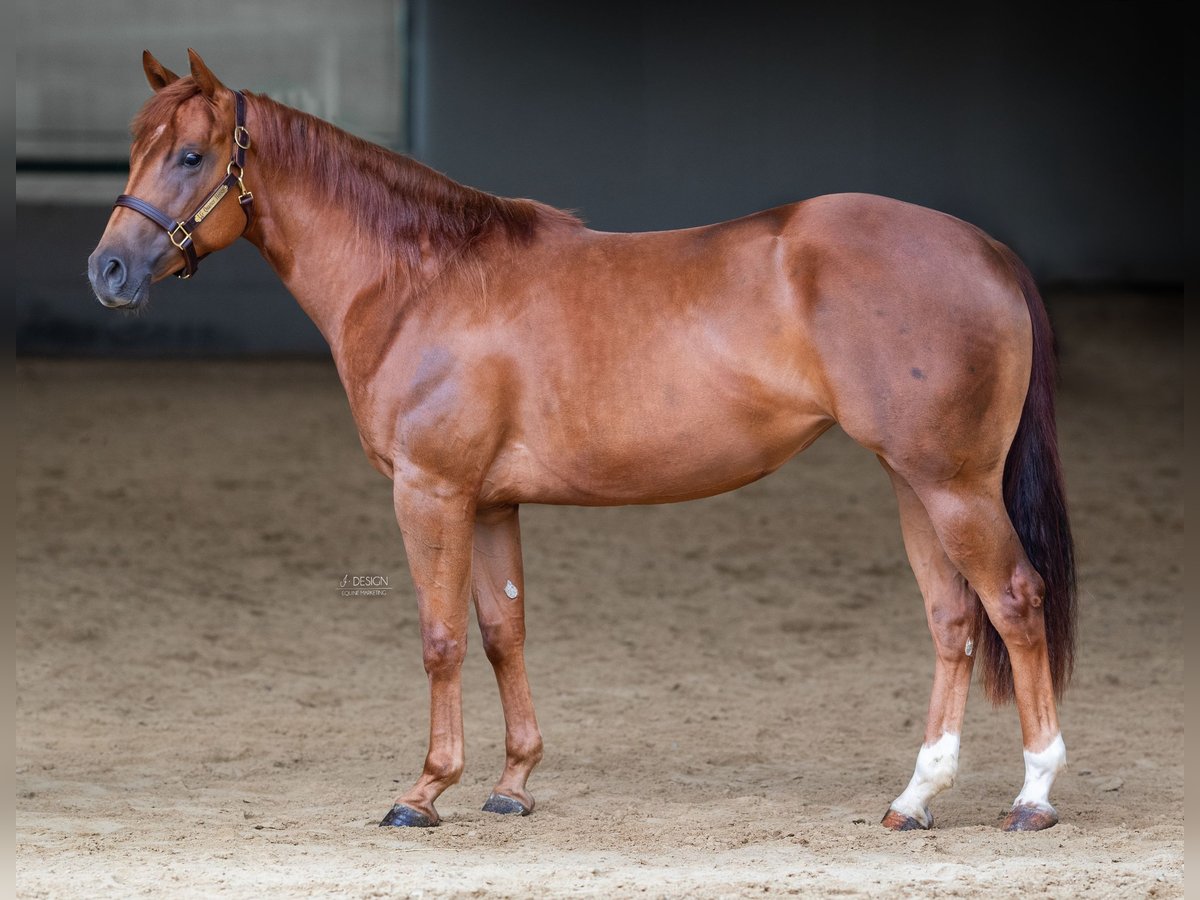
379, 803, 438, 827
482, 793, 531, 816
881, 808, 930, 831
1001, 803, 1058, 832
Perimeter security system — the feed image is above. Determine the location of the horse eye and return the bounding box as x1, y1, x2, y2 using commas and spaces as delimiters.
182, 151, 203, 168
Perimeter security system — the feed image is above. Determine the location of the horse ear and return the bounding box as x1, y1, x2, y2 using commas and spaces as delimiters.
187, 48, 225, 100
143, 50, 179, 92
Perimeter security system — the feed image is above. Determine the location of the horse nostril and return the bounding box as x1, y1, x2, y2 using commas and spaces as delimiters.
103, 256, 127, 291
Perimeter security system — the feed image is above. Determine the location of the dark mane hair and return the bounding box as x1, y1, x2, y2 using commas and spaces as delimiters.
131, 81, 578, 274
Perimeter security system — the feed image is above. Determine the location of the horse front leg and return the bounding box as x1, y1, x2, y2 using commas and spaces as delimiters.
472, 505, 543, 816
380, 471, 475, 828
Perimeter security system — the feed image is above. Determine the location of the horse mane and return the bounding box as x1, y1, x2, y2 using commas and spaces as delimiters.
245, 90, 578, 272
132, 81, 579, 275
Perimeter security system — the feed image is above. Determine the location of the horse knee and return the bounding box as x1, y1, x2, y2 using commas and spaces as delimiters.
480, 620, 524, 666
422, 628, 466, 675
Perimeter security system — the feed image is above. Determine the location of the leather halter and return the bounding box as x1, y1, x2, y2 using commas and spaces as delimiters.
115, 91, 255, 279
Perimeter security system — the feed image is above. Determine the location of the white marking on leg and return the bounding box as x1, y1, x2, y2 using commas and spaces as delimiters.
890, 732, 960, 826
504, 580, 519, 599
1014, 732, 1066, 809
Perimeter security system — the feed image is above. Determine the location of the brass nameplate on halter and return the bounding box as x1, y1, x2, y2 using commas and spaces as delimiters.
193, 185, 229, 223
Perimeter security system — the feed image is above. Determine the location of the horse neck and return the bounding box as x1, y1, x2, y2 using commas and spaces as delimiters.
237, 98, 455, 350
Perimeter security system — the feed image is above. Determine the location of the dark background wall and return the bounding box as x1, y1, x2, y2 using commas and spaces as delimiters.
16, 0, 1184, 356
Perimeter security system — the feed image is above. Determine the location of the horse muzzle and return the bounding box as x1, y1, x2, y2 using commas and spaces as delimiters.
88, 246, 151, 309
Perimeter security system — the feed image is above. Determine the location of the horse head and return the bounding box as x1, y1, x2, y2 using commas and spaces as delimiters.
88, 50, 253, 308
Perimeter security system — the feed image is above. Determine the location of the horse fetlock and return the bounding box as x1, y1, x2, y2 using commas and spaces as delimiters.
423, 752, 465, 786
890, 732, 960, 825
915, 732, 959, 787
1013, 732, 1066, 810
507, 731, 544, 769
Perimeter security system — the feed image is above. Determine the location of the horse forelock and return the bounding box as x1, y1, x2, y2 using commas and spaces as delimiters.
130, 80, 208, 143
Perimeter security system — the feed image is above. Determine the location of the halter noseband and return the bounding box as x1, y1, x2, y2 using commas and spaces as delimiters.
115, 90, 255, 280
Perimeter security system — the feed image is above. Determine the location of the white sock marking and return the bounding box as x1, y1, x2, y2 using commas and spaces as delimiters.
1014, 732, 1066, 809
890, 732, 960, 826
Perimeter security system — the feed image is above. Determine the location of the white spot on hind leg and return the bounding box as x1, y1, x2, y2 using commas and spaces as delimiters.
1014, 733, 1066, 810
889, 732, 960, 827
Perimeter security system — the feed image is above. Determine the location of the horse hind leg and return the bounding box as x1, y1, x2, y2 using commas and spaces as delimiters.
880, 462, 980, 831
912, 477, 1067, 831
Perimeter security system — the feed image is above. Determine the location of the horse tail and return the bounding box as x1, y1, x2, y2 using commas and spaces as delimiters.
979, 244, 1077, 705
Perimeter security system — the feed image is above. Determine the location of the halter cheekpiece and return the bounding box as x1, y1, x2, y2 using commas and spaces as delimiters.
114, 90, 255, 280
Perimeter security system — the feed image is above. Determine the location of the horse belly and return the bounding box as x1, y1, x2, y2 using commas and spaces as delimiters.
486, 362, 832, 507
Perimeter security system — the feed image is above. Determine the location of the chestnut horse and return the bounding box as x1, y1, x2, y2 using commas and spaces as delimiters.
89, 51, 1076, 832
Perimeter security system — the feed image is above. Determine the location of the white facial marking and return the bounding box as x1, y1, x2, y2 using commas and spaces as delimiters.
504, 580, 519, 600
152, 124, 167, 139
964, 638, 974, 657
1014, 732, 1066, 809
890, 731, 960, 826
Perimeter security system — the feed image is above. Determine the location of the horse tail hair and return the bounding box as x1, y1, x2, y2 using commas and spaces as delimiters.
979, 244, 1077, 705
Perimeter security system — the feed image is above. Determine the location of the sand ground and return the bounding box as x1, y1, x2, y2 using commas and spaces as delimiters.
16, 293, 1183, 897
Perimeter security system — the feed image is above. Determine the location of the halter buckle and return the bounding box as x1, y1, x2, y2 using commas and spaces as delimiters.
234, 125, 251, 150
168, 222, 192, 250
